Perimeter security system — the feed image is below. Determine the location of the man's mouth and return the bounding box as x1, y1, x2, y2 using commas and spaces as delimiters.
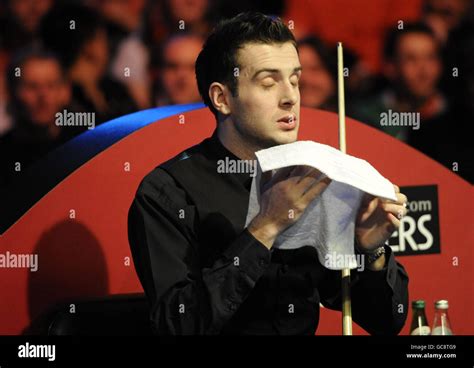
276, 114, 297, 130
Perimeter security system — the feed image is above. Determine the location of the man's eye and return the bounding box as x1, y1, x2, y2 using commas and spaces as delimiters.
290, 76, 300, 87
262, 83, 275, 89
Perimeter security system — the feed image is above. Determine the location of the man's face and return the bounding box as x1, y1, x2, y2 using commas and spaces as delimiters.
393, 33, 441, 100
16, 58, 69, 127
227, 42, 301, 148
162, 36, 202, 104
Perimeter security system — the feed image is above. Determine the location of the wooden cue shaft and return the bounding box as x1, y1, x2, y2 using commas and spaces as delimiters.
337, 42, 353, 336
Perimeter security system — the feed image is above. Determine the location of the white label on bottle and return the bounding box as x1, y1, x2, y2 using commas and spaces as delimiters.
431, 326, 453, 335
410, 326, 431, 335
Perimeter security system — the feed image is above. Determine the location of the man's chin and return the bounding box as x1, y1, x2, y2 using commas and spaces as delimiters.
268, 130, 298, 146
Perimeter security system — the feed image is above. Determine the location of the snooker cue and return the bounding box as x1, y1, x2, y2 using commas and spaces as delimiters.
338, 42, 353, 336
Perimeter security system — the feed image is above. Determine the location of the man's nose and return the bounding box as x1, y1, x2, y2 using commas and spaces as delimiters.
280, 81, 299, 107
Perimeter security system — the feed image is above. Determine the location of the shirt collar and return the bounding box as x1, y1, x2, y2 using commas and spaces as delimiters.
204, 129, 255, 189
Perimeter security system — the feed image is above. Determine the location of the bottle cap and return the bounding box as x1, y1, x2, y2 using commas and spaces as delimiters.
435, 300, 449, 309
412, 300, 425, 308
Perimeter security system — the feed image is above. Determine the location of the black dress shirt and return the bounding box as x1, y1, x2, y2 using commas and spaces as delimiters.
128, 130, 409, 335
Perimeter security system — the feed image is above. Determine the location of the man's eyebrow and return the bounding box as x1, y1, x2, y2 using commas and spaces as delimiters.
252, 66, 303, 80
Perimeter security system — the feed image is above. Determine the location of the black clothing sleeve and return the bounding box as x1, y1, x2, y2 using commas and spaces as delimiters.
128, 168, 271, 335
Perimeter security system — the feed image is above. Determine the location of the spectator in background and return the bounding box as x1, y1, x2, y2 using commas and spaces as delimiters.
0, 0, 54, 136
419, 0, 474, 182
146, 0, 215, 87
0, 48, 74, 187
155, 33, 203, 106
350, 23, 445, 142
433, 0, 474, 122
162, 0, 214, 35
297, 37, 336, 111
0, 0, 53, 52
422, 0, 472, 43
39, 4, 137, 125
92, 0, 152, 109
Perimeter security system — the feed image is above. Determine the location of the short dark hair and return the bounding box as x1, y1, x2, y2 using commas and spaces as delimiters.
195, 12, 297, 118
383, 22, 438, 61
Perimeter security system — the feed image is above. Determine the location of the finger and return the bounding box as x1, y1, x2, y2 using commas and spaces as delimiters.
301, 176, 331, 200
295, 168, 323, 184
395, 193, 407, 205
387, 212, 400, 232
361, 192, 375, 207
261, 166, 293, 191
288, 165, 314, 180
381, 203, 407, 219
358, 197, 379, 223
300, 173, 328, 195
380, 192, 407, 205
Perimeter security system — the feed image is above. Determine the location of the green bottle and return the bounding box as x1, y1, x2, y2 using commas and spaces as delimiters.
410, 300, 431, 335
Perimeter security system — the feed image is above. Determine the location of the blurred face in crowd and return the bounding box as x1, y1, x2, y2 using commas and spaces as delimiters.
424, 0, 470, 31
97, 0, 146, 29
218, 42, 301, 148
392, 33, 441, 100
162, 35, 202, 104
16, 58, 70, 127
70, 29, 109, 85
9, 0, 53, 32
168, 0, 209, 24
298, 44, 335, 108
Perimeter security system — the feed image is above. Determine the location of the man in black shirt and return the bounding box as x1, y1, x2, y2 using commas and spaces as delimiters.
128, 12, 409, 335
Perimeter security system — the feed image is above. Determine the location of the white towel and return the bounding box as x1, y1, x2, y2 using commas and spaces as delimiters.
244, 141, 397, 270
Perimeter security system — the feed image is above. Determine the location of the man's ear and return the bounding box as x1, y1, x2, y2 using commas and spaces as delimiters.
209, 82, 231, 115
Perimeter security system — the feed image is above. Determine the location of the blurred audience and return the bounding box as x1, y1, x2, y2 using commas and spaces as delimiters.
350, 23, 445, 141
0, 0, 471, 182
420, 0, 474, 181
0, 0, 54, 52
145, 0, 215, 84
284, 0, 422, 73
146, 0, 214, 49
0, 48, 74, 187
297, 37, 336, 111
155, 33, 203, 106
92, 0, 152, 109
39, 3, 137, 124
422, 0, 472, 43
0, 0, 55, 136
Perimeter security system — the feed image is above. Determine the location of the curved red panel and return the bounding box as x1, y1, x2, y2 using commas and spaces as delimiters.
0, 107, 472, 335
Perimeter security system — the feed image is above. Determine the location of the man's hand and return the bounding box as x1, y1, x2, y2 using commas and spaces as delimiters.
248, 166, 332, 249
355, 184, 408, 252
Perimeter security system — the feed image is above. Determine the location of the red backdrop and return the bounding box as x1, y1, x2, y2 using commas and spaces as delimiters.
0, 107, 472, 335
